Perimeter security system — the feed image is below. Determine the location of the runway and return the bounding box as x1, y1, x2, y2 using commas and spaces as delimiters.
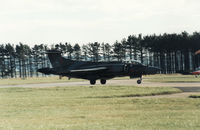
0, 79, 200, 89
1, 79, 200, 98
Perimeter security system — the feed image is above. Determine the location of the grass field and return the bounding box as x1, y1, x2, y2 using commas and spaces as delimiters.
1, 85, 200, 130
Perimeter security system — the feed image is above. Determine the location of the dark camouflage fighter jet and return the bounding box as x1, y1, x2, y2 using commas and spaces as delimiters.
38, 50, 160, 85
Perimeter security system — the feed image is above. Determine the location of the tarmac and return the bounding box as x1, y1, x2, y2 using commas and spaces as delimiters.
0, 79, 200, 98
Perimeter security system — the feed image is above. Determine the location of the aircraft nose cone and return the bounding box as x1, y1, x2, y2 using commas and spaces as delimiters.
145, 66, 160, 74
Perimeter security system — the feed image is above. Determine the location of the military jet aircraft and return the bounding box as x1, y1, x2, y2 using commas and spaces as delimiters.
38, 50, 160, 85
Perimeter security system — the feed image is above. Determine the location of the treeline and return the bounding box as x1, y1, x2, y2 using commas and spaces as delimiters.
1, 31, 200, 78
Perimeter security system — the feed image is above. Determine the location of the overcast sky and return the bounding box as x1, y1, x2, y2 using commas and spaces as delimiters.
0, 0, 200, 46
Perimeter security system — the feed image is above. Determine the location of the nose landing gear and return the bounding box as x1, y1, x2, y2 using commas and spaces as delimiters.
137, 76, 142, 84
137, 79, 141, 84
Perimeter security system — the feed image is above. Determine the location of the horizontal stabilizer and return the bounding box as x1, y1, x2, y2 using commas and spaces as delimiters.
37, 68, 55, 75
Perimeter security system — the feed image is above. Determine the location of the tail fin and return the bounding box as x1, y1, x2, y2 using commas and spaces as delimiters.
47, 50, 74, 68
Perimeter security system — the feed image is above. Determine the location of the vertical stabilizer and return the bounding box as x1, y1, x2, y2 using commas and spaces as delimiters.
46, 50, 74, 68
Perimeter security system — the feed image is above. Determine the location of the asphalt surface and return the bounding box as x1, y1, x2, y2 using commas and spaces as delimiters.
0, 79, 200, 98
175, 87, 200, 92
0, 79, 200, 90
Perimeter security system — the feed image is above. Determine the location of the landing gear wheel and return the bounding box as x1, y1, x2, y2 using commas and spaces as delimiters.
137, 80, 141, 84
100, 79, 106, 84
90, 80, 96, 85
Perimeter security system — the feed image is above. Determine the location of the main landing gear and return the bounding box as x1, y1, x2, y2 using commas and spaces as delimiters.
100, 79, 106, 84
89, 79, 107, 85
90, 80, 96, 85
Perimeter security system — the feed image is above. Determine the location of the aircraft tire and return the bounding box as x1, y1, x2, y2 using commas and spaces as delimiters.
90, 80, 96, 85
100, 79, 106, 84
137, 80, 141, 84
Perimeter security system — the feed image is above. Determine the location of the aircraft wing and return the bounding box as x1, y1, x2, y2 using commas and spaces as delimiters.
70, 67, 107, 73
